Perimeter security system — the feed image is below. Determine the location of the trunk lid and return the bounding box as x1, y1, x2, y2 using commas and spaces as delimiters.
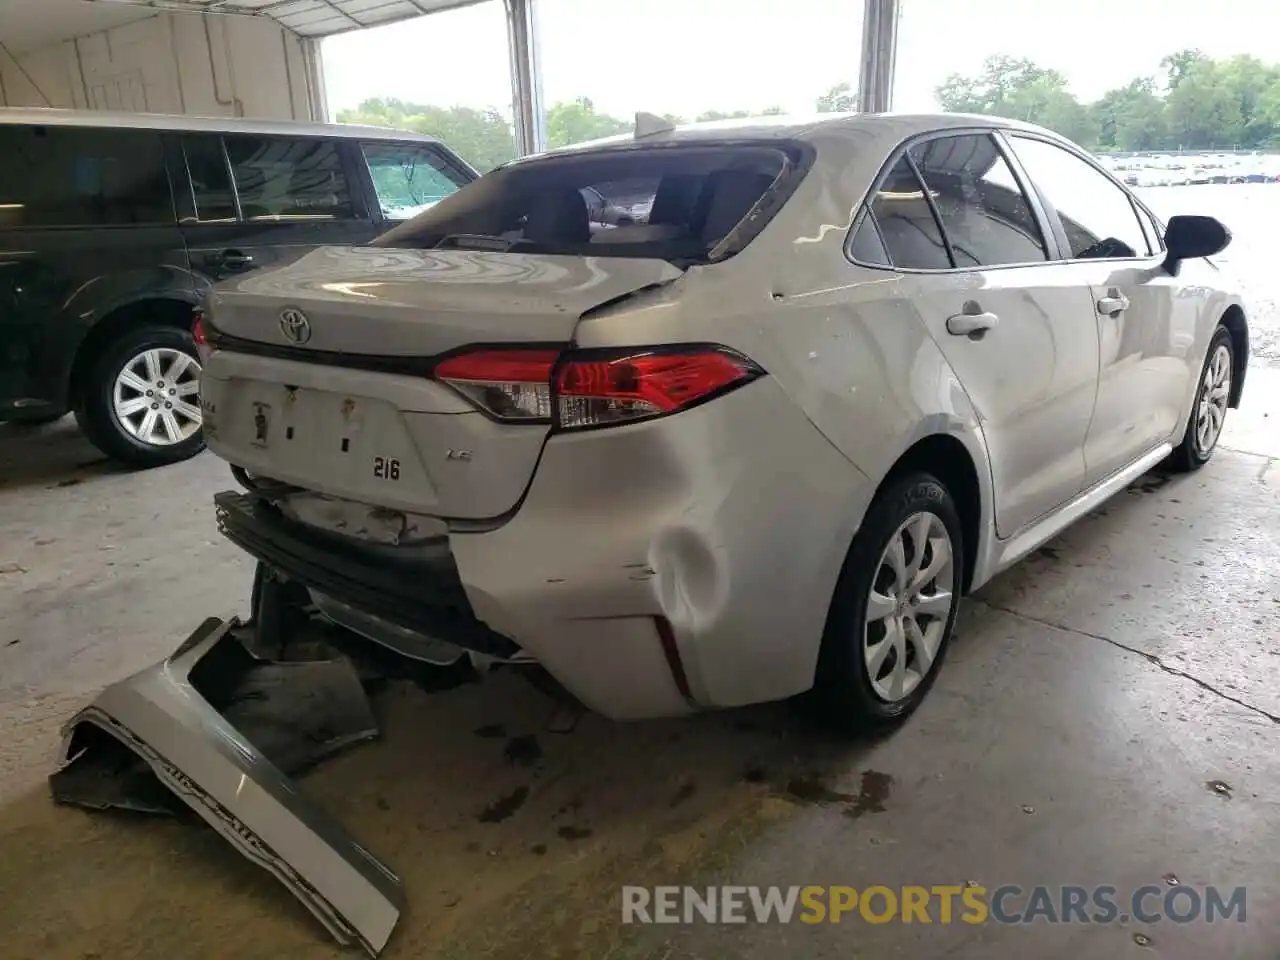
201, 246, 682, 522
207, 245, 683, 356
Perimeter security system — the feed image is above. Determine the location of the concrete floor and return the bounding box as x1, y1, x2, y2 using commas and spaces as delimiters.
0, 368, 1277, 960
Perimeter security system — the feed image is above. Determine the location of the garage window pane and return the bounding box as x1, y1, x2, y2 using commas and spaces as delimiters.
226, 136, 355, 221
361, 143, 469, 220
908, 134, 1049, 267
0, 126, 172, 227
870, 156, 952, 270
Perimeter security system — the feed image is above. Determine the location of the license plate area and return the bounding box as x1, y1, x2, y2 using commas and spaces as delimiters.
223, 381, 433, 502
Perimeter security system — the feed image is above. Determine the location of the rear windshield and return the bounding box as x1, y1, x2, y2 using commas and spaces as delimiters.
374, 142, 808, 265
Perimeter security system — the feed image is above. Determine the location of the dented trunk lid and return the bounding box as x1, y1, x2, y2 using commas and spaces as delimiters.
201, 246, 682, 522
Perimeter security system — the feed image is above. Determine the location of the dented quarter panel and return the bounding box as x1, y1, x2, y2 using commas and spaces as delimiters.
53, 618, 404, 956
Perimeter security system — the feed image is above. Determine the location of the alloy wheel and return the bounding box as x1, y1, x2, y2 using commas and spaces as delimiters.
111, 347, 202, 447
864, 511, 957, 703
1195, 343, 1231, 456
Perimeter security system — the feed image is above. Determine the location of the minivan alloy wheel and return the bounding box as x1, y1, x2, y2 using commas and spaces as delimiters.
112, 347, 202, 446
864, 511, 957, 703
1195, 342, 1231, 456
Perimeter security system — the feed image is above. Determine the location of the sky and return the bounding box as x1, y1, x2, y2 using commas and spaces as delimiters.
323, 0, 1280, 121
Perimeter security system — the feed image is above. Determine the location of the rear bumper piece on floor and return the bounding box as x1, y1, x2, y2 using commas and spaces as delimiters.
50, 617, 404, 957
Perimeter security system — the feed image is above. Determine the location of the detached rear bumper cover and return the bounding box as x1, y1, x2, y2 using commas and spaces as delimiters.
52, 617, 404, 956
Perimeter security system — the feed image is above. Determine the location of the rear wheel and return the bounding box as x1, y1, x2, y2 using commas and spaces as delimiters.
1170, 324, 1233, 472
814, 473, 964, 733
75, 325, 205, 468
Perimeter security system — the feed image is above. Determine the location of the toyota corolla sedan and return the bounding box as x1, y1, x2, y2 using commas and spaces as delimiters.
196, 113, 1248, 731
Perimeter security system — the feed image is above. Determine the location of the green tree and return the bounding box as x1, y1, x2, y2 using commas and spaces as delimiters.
1092, 78, 1166, 152
545, 97, 630, 148
336, 97, 515, 172
816, 82, 856, 113
1164, 59, 1245, 148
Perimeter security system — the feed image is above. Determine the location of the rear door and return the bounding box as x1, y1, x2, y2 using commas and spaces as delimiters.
0, 124, 186, 413
853, 132, 1100, 537
177, 132, 377, 294
1002, 133, 1187, 486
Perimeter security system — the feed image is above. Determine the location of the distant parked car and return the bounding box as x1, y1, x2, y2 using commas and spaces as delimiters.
0, 109, 474, 467
199, 113, 1248, 730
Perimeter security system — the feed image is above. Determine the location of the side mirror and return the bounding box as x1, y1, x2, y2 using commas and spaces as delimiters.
1163, 215, 1231, 276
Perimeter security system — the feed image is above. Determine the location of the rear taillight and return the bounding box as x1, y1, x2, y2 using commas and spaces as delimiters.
433, 346, 762, 429
192, 310, 211, 363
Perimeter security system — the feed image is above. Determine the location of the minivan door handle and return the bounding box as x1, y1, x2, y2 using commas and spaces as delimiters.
1097, 289, 1130, 317
215, 249, 255, 270
946, 302, 999, 340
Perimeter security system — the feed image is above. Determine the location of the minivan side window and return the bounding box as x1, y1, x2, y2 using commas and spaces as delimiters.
361, 143, 468, 221
1007, 136, 1150, 260
908, 134, 1049, 268
0, 126, 172, 227
224, 135, 356, 221
181, 134, 238, 222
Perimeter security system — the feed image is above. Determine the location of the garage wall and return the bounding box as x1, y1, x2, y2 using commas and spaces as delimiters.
0, 13, 324, 120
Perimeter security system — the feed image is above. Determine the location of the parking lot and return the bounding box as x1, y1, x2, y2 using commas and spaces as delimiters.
0, 368, 1276, 959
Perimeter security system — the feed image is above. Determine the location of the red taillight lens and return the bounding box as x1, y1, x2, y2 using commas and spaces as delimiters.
555, 349, 760, 429
433, 346, 762, 428
192, 310, 211, 363
434, 349, 559, 421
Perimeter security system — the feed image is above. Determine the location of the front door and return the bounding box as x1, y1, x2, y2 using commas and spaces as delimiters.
174, 133, 377, 303
1001, 134, 1188, 486
867, 133, 1101, 537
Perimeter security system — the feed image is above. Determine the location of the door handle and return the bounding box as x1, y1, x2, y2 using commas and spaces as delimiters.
1097, 290, 1130, 317
216, 249, 255, 270
946, 304, 999, 340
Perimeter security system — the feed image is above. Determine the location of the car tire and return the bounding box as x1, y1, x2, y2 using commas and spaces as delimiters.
813, 472, 964, 734
75, 324, 205, 468
1169, 324, 1234, 473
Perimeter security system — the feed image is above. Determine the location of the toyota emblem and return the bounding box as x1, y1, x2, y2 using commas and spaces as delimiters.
279, 307, 311, 344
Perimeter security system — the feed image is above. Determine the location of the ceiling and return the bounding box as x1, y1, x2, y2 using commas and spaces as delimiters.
0, 0, 484, 53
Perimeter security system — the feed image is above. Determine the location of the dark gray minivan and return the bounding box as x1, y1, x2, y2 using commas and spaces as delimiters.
0, 109, 475, 467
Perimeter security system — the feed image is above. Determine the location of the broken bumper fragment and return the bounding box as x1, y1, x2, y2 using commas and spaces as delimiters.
50, 617, 404, 956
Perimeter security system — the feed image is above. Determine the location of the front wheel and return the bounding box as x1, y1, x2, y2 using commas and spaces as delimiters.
1170, 325, 1233, 472
75, 325, 205, 468
813, 473, 964, 734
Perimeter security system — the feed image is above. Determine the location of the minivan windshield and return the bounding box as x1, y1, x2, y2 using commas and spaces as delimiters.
374, 142, 806, 265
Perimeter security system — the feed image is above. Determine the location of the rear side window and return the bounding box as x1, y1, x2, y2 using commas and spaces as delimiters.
376, 142, 807, 264
908, 134, 1048, 267
868, 156, 951, 270
225, 135, 355, 221
361, 142, 469, 221
181, 134, 237, 222
0, 125, 172, 227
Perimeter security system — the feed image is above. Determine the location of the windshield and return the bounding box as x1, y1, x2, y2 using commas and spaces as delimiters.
374, 142, 808, 264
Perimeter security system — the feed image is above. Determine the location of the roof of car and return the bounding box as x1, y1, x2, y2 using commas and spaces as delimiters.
536, 111, 1061, 157
0, 107, 443, 144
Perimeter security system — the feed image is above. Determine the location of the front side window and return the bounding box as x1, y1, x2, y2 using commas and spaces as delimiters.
0, 126, 171, 227
868, 156, 951, 270
376, 142, 803, 264
1007, 136, 1150, 260
908, 134, 1048, 268
225, 136, 355, 221
361, 142, 468, 221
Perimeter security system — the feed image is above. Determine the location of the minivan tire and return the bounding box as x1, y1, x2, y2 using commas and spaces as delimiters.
75, 324, 205, 468
813, 472, 964, 734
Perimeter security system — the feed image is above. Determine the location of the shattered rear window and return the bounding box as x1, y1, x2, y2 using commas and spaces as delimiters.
375, 141, 811, 265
